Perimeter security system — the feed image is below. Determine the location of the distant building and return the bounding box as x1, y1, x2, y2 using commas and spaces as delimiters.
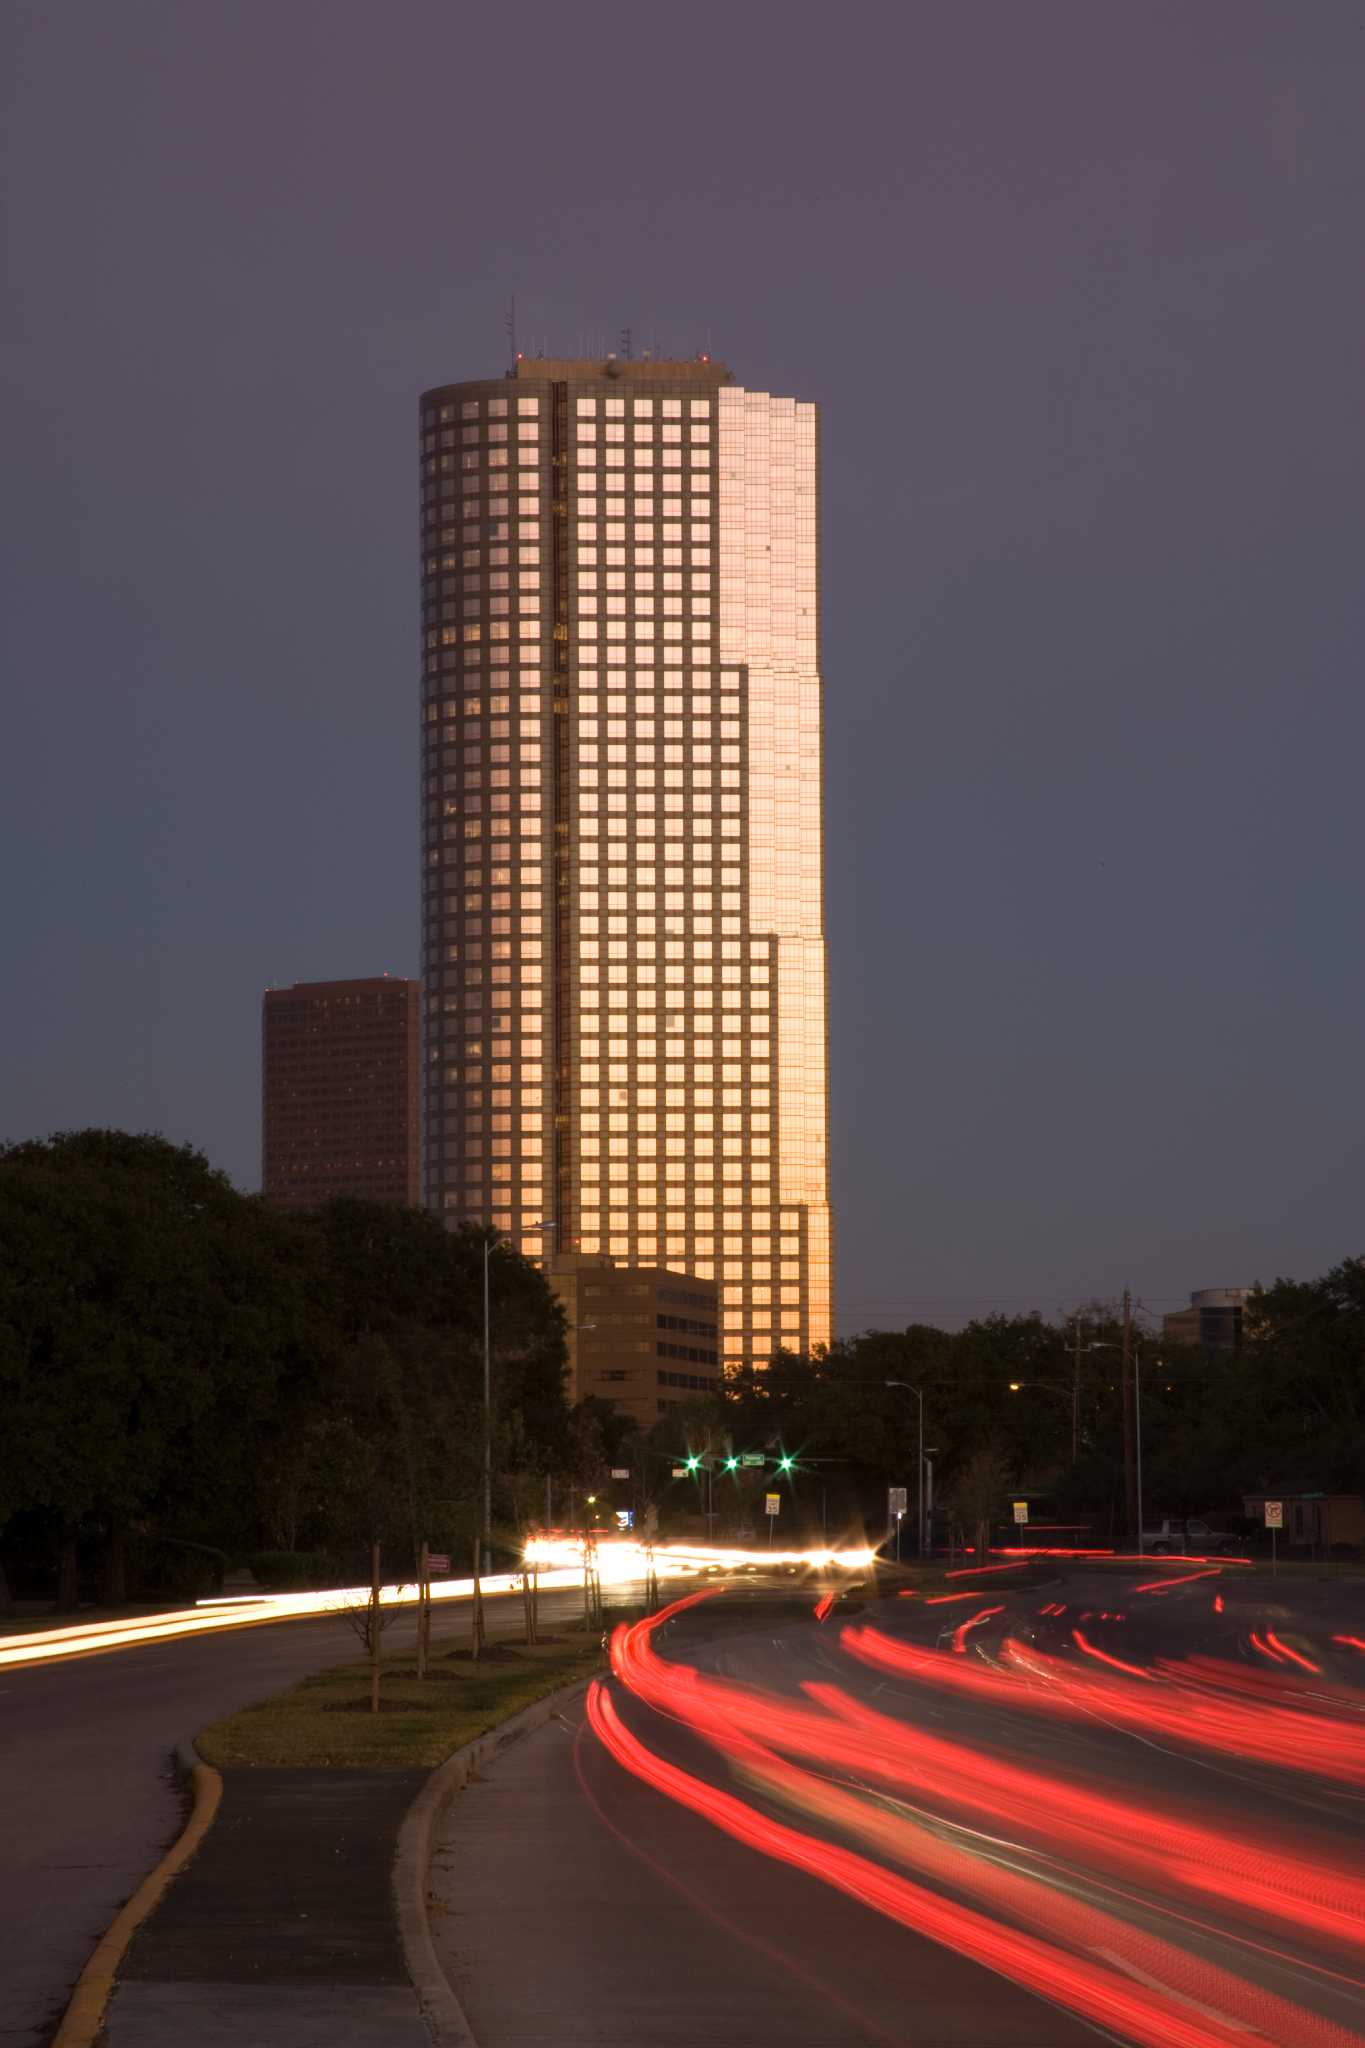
549, 1253, 719, 1430
262, 977, 421, 1210
1162, 1287, 1250, 1352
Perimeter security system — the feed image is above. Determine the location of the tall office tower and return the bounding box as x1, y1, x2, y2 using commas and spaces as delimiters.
419, 357, 830, 1370
262, 977, 421, 1209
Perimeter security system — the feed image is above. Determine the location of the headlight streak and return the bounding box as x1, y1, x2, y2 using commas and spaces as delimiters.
591, 1600, 1365, 2047
0, 1541, 874, 1672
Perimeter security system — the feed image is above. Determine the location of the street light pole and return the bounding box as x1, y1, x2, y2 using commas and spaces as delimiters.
482, 1237, 493, 1542
1135, 1352, 1146, 1553
886, 1382, 924, 1558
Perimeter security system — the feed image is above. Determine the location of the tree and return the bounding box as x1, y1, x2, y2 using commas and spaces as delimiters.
0, 1130, 317, 1604
945, 1441, 1011, 1560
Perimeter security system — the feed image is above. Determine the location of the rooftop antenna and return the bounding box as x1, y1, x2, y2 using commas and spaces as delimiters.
505, 294, 517, 373
619, 325, 632, 360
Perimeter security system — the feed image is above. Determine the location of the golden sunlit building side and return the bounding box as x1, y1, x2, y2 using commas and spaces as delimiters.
418, 356, 831, 1379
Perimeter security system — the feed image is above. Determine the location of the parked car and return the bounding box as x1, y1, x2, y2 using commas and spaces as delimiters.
1141, 1517, 1235, 1555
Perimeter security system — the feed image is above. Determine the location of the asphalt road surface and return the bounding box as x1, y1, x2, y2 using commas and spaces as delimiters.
432, 1561, 1365, 2047
0, 1582, 590, 2048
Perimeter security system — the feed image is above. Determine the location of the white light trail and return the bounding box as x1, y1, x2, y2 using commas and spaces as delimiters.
0, 1541, 874, 1671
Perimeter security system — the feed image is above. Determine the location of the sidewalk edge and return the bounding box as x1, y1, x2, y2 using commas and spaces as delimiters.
51, 1738, 223, 2048
395, 1675, 594, 2048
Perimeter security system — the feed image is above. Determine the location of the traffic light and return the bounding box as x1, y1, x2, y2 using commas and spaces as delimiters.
777, 1454, 794, 1473
723, 1455, 739, 1472
685, 1454, 701, 1473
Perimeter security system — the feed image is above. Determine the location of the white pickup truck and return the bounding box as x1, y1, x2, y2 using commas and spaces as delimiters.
1141, 1517, 1233, 1555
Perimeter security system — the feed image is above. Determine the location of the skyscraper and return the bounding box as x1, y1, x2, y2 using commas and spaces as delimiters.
419, 356, 830, 1370
262, 976, 421, 1209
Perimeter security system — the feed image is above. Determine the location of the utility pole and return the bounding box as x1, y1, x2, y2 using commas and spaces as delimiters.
1072, 1315, 1083, 1463
1121, 1289, 1138, 1546
482, 1237, 493, 1542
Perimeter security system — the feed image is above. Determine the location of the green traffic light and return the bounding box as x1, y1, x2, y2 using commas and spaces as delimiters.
685, 1455, 700, 1472
778, 1455, 794, 1473
724, 1456, 738, 1472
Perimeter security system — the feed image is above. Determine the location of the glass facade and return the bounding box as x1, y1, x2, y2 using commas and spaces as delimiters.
418, 360, 831, 1378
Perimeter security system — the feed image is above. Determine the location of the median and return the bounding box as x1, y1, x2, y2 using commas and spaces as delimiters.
197, 1625, 613, 1770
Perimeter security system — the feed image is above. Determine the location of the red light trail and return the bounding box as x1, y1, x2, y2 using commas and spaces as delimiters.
591, 1596, 1365, 2046
949, 1605, 1004, 1652
843, 1624, 1365, 1789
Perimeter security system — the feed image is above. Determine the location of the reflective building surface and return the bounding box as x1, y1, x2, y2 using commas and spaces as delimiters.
418, 357, 831, 1376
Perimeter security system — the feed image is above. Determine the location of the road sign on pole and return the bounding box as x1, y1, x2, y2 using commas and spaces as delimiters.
427, 1553, 451, 1574
610, 1468, 630, 1479
740, 1451, 765, 1467
764, 1493, 781, 1516
888, 1486, 907, 1516
1012, 1501, 1029, 1525
1263, 1500, 1283, 1528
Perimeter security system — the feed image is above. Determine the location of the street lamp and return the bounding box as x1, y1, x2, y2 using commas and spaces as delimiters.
885, 1381, 925, 1557
1086, 1339, 1156, 1550
483, 1219, 553, 1544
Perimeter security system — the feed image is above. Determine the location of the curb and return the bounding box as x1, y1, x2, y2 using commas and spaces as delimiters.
51, 1737, 223, 2048
394, 1675, 596, 2048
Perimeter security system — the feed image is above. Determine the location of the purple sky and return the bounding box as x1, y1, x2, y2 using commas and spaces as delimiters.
3, 1, 1363, 1333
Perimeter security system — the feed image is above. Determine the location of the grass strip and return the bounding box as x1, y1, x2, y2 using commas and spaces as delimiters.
198, 1624, 615, 1770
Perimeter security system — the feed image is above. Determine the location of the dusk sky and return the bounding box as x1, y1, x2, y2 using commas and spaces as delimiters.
3, 1, 1362, 1335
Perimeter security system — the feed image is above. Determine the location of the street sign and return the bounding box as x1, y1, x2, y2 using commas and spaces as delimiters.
887, 1486, 907, 1516
610, 1467, 630, 1479
671, 1465, 687, 1478
740, 1451, 765, 1467
1012, 1501, 1029, 1525
427, 1553, 451, 1573
764, 1492, 781, 1517
1264, 1500, 1283, 1529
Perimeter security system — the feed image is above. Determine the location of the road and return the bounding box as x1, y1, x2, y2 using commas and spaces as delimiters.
0, 1582, 589, 2048
432, 1561, 1365, 2046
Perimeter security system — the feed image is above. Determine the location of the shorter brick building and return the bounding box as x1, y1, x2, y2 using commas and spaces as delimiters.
262, 977, 421, 1210
550, 1254, 720, 1429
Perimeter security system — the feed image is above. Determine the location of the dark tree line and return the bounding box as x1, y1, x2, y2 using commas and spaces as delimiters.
635, 1275, 1365, 1547
0, 1130, 572, 1609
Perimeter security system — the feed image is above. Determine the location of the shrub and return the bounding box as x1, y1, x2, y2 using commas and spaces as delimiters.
250, 1549, 339, 1592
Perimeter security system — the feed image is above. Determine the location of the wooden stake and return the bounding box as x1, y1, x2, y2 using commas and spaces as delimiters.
417, 1541, 429, 1680
369, 1540, 381, 1714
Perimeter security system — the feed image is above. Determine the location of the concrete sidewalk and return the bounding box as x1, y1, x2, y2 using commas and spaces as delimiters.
105, 1768, 432, 2046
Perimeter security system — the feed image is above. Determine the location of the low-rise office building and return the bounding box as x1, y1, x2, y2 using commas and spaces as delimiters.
550, 1254, 719, 1429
